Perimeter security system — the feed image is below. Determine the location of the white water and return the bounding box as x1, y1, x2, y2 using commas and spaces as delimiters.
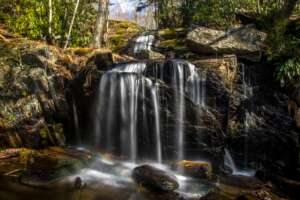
66, 158, 211, 198
94, 62, 162, 162
133, 34, 155, 54
111, 62, 147, 73
150, 84, 162, 163
172, 62, 186, 162
93, 59, 206, 163
224, 148, 255, 177
167, 60, 206, 162
186, 62, 206, 107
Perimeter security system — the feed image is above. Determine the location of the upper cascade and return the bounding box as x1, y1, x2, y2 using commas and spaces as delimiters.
111, 62, 147, 73
133, 34, 155, 54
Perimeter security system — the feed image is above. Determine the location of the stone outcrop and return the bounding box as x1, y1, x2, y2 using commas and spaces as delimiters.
0, 41, 74, 148
187, 25, 267, 61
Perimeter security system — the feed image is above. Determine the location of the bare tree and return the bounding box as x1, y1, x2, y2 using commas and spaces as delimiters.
64, 0, 80, 49
47, 0, 53, 44
92, 0, 109, 48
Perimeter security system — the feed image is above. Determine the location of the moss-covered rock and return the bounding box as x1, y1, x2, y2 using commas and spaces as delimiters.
108, 20, 144, 51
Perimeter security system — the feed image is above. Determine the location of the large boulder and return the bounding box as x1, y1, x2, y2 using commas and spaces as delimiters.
132, 165, 179, 192
187, 25, 267, 61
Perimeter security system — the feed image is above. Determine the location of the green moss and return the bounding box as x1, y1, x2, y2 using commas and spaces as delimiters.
39, 123, 65, 146
157, 28, 188, 52
159, 28, 187, 39
19, 149, 35, 170
160, 39, 185, 49
108, 20, 143, 51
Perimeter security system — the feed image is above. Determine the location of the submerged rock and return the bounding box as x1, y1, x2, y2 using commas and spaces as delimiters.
187, 25, 267, 61
132, 165, 179, 192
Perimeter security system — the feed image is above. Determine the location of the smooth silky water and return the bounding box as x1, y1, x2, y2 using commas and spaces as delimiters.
78, 59, 212, 199
0, 37, 250, 200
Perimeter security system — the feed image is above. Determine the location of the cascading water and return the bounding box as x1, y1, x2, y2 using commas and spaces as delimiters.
224, 148, 255, 177
93, 62, 163, 162
133, 34, 155, 54
150, 60, 206, 162
92, 59, 206, 164
241, 64, 255, 169
150, 84, 162, 163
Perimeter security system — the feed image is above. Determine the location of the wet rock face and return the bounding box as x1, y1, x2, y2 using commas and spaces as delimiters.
132, 165, 179, 192
225, 62, 299, 177
187, 25, 267, 61
0, 43, 72, 148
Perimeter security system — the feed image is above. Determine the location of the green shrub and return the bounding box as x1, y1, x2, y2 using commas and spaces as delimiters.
276, 58, 300, 86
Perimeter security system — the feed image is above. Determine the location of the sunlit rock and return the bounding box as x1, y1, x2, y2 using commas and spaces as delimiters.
187, 25, 267, 61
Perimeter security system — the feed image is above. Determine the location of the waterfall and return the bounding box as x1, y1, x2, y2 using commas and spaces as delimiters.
111, 62, 147, 73
150, 83, 162, 163
94, 73, 140, 162
167, 61, 206, 162
94, 62, 162, 162
172, 62, 185, 162
151, 60, 206, 161
224, 148, 238, 173
133, 34, 155, 54
93, 60, 206, 163
241, 64, 255, 169
186, 62, 206, 107
224, 148, 255, 177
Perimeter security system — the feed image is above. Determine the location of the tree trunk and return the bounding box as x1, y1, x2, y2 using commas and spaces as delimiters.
64, 0, 80, 49
47, 0, 53, 44
92, 0, 109, 48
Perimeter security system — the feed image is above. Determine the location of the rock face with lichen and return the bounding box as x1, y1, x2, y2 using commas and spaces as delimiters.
0, 38, 74, 148
187, 25, 267, 61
